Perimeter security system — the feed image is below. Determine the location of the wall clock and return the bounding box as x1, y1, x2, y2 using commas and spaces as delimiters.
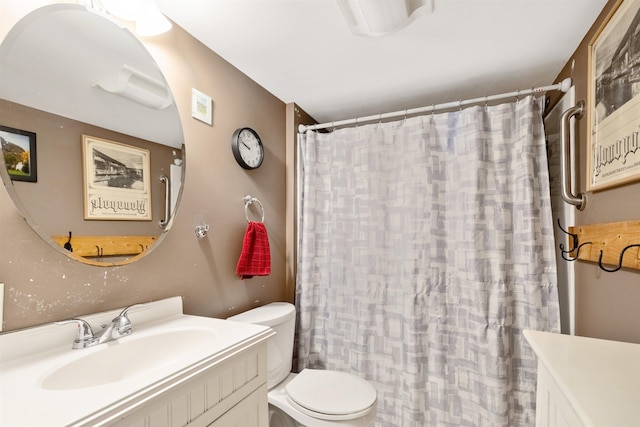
231, 127, 264, 170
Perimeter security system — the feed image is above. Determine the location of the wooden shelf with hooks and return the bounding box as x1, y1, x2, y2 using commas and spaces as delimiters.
51, 235, 157, 258
568, 220, 640, 271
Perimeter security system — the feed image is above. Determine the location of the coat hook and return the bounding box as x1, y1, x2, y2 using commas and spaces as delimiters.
64, 231, 73, 252
598, 244, 640, 273
557, 218, 592, 261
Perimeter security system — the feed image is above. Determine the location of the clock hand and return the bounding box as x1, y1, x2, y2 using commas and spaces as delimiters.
240, 140, 251, 150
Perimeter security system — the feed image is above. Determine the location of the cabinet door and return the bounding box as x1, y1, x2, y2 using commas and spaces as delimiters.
209, 384, 268, 427
535, 363, 584, 427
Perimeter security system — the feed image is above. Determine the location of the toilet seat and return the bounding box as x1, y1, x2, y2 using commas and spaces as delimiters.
285, 369, 377, 421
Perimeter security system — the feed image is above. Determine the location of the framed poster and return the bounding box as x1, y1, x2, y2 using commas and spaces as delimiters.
0, 125, 37, 182
82, 135, 151, 220
587, 0, 640, 191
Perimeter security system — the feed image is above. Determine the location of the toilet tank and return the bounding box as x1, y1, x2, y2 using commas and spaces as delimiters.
227, 302, 296, 388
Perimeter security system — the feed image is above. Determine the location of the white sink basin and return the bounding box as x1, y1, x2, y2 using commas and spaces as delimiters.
0, 297, 274, 427
40, 329, 215, 390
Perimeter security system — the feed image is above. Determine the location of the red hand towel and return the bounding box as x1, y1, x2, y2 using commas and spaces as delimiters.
236, 221, 271, 279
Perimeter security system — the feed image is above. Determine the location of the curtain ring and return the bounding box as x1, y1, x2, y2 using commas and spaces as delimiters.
516, 89, 520, 101
459, 99, 463, 111
484, 95, 488, 107
431, 104, 435, 116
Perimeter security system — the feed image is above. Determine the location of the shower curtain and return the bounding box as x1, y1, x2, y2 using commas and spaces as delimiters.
295, 96, 560, 426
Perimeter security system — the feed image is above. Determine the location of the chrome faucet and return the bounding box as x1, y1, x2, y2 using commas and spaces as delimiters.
57, 304, 142, 349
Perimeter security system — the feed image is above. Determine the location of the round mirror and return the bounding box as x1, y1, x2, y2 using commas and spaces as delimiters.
0, 4, 184, 267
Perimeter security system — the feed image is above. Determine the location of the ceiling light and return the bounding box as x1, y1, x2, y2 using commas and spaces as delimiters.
100, 0, 146, 21
136, 0, 172, 37
337, 0, 432, 36
99, 0, 171, 36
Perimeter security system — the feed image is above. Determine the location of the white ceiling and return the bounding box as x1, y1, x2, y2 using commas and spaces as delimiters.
157, 0, 608, 125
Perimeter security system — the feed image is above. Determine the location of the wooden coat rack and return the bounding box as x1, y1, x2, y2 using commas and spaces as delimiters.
560, 220, 640, 272
51, 235, 157, 258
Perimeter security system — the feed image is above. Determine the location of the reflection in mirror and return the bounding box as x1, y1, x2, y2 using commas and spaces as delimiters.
0, 4, 184, 267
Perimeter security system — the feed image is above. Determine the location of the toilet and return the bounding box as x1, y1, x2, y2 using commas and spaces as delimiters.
227, 302, 377, 427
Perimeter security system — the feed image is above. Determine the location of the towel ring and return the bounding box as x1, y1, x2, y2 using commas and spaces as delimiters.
244, 195, 265, 223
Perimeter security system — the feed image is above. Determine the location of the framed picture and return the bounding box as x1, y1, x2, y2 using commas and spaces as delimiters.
0, 125, 37, 182
82, 135, 151, 221
587, 0, 640, 191
191, 88, 213, 125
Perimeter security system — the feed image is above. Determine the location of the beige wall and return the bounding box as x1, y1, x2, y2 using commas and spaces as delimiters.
549, 0, 640, 344
0, 2, 286, 331
2, 1, 638, 345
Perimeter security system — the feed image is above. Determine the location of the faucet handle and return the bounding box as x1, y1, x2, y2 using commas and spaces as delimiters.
56, 318, 97, 349
111, 303, 143, 338
118, 303, 143, 318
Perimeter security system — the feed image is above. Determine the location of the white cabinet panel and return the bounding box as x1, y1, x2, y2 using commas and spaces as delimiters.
209, 384, 268, 427
524, 330, 640, 427
112, 342, 269, 427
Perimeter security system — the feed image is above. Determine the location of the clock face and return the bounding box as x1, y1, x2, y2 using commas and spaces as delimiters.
232, 128, 264, 169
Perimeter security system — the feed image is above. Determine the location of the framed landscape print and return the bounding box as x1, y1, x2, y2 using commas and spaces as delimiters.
587, 0, 640, 191
82, 135, 151, 220
0, 125, 37, 182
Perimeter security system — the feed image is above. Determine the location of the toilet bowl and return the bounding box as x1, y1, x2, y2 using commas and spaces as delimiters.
227, 303, 377, 427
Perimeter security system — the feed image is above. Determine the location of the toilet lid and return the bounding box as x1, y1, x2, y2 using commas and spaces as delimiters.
285, 369, 376, 420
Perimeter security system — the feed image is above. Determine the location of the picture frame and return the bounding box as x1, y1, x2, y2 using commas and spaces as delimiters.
191, 87, 213, 125
82, 135, 151, 221
587, 0, 640, 191
0, 125, 37, 182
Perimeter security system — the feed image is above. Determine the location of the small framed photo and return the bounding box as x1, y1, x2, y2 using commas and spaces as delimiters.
587, 0, 640, 191
191, 88, 213, 125
0, 125, 37, 182
82, 135, 151, 221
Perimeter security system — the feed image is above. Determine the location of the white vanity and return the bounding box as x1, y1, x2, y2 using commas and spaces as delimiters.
0, 297, 274, 426
524, 330, 640, 427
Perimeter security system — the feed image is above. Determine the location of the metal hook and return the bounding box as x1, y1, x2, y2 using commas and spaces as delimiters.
64, 231, 73, 252
598, 244, 640, 273
515, 89, 520, 101
557, 218, 592, 261
484, 95, 488, 108
459, 99, 463, 111
95, 245, 103, 257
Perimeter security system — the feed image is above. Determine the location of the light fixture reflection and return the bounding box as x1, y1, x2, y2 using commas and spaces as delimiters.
93, 65, 173, 110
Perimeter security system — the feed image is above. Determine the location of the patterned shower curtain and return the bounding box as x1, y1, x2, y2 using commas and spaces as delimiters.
295, 96, 560, 426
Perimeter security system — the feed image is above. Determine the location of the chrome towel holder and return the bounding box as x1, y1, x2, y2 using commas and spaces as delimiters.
244, 195, 265, 223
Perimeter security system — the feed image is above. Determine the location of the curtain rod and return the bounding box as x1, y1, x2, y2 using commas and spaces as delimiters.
298, 77, 572, 133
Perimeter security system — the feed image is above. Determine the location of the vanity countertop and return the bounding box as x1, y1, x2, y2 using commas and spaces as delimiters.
0, 296, 274, 427
524, 330, 640, 427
